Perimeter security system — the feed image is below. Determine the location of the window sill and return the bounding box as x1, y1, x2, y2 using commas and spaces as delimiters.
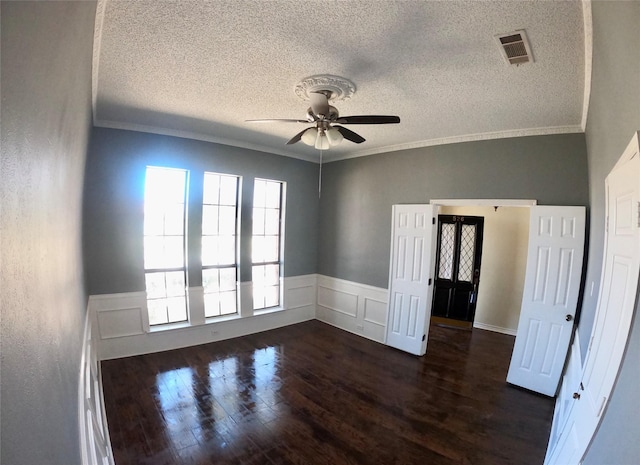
253, 306, 284, 316
205, 313, 242, 324
148, 321, 191, 333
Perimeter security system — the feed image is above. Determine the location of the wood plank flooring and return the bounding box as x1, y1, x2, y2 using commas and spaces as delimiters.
102, 320, 554, 465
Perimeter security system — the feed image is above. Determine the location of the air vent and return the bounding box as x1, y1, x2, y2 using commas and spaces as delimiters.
496, 30, 534, 65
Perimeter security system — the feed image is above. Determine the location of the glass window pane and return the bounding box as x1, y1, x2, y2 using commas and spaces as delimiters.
202, 205, 219, 235
144, 207, 165, 235
203, 268, 220, 293
147, 299, 168, 326
219, 176, 237, 206
202, 236, 219, 266
253, 180, 266, 208
253, 208, 265, 235
203, 173, 220, 205
262, 236, 279, 262
164, 204, 184, 235
438, 223, 455, 280
458, 224, 477, 282
219, 267, 237, 292
144, 236, 164, 269
252, 236, 265, 263
264, 285, 279, 308
145, 272, 167, 299
219, 291, 237, 315
163, 236, 184, 268
166, 297, 187, 322
264, 209, 279, 235
218, 236, 236, 265
204, 293, 220, 318
218, 206, 236, 235
253, 286, 265, 310
165, 271, 185, 297
265, 182, 280, 208
264, 264, 280, 286
252, 265, 265, 286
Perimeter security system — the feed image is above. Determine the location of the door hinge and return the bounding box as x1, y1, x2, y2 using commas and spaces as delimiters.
422, 334, 426, 341
606, 215, 609, 233
428, 278, 432, 286
432, 217, 436, 225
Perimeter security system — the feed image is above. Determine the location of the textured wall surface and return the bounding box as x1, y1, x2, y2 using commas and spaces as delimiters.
0, 2, 95, 464
581, 2, 640, 464
318, 133, 589, 288
83, 128, 319, 295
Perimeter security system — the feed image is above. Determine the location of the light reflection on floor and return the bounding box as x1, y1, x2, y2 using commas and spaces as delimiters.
155, 345, 282, 451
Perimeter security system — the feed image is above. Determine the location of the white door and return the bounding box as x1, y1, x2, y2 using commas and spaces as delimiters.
545, 134, 640, 465
385, 204, 437, 356
507, 206, 586, 396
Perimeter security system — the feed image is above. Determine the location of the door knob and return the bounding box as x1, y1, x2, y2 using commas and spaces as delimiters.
566, 314, 573, 322
573, 392, 581, 400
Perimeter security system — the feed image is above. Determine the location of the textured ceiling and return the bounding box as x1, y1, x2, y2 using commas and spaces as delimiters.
93, 0, 587, 162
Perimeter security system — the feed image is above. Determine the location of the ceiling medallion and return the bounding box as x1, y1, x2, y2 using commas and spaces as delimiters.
294, 75, 356, 102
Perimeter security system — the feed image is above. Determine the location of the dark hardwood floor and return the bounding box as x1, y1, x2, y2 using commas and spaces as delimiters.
102, 320, 554, 465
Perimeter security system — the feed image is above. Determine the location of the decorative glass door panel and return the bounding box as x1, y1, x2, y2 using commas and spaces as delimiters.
432, 215, 484, 323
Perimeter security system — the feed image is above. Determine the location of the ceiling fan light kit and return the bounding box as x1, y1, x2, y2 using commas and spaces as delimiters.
246, 74, 400, 150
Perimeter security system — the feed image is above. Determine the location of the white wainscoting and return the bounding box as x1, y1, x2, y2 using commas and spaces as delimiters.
315, 275, 389, 343
92, 275, 317, 360
79, 303, 114, 465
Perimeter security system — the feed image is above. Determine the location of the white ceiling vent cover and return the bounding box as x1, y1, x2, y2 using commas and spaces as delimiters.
496, 30, 534, 65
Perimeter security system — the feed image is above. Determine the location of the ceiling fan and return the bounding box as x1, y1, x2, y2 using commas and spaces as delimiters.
247, 90, 400, 150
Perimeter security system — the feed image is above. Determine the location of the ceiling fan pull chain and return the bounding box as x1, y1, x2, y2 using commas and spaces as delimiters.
318, 149, 323, 198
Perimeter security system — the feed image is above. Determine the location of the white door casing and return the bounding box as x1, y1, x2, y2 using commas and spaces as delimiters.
545, 133, 640, 465
507, 206, 586, 396
385, 204, 437, 356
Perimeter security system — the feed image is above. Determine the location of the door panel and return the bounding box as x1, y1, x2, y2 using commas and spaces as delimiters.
386, 205, 437, 356
507, 206, 585, 396
432, 215, 484, 323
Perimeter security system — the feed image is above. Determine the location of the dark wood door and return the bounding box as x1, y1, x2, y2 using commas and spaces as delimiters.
432, 215, 484, 324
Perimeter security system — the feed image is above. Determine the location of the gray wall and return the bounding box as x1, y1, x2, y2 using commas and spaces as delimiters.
83, 128, 319, 295
318, 134, 589, 288
0, 2, 95, 464
582, 2, 640, 464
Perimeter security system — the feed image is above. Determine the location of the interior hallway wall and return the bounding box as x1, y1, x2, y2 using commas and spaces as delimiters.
439, 206, 529, 333
0, 2, 96, 463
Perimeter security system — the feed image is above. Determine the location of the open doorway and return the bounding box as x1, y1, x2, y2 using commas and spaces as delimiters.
434, 205, 530, 335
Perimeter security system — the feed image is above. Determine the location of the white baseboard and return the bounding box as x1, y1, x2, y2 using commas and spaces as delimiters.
473, 321, 518, 336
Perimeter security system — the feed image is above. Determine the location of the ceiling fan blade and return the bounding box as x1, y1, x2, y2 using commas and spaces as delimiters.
285, 128, 310, 145
310, 92, 330, 118
334, 125, 365, 144
334, 115, 401, 124
246, 118, 309, 123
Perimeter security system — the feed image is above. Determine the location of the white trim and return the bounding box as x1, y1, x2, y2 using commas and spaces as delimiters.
581, 1, 593, 131
473, 322, 517, 336
430, 199, 537, 207
93, 116, 583, 165
611, 131, 640, 172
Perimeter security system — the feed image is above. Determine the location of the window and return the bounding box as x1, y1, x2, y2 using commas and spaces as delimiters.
143, 167, 188, 325
252, 179, 284, 310
202, 172, 240, 318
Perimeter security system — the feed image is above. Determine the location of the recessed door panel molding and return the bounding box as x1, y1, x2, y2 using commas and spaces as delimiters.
532, 247, 551, 303
507, 205, 585, 396
386, 205, 437, 356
